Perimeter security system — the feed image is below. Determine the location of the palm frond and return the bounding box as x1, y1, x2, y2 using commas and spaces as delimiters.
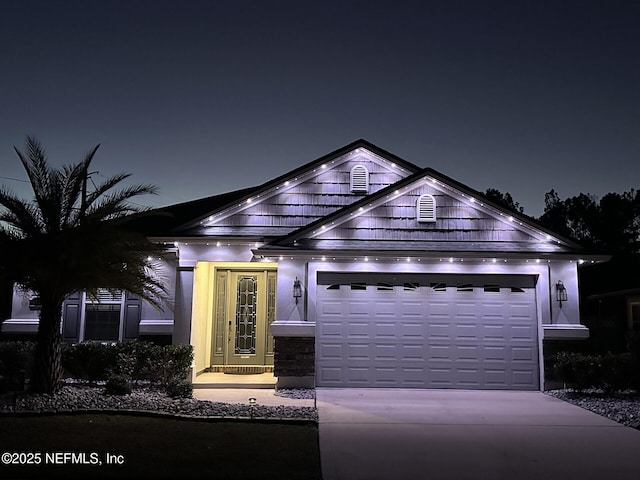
85, 184, 158, 222
0, 187, 44, 237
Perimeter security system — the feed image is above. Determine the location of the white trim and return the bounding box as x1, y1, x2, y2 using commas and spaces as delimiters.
139, 319, 173, 335
543, 324, 590, 339
1, 318, 39, 333
270, 320, 315, 337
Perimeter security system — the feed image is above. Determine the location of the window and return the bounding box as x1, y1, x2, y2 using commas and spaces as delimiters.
84, 304, 121, 341
457, 283, 474, 292
350, 165, 369, 193
83, 289, 124, 341
416, 194, 436, 222
403, 282, 419, 291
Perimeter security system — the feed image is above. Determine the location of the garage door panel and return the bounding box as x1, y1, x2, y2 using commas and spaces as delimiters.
317, 366, 343, 384
347, 343, 371, 360
347, 322, 370, 338
455, 323, 480, 340
372, 343, 400, 360
319, 343, 343, 359
512, 346, 536, 361
398, 301, 425, 316
348, 301, 370, 315
400, 322, 424, 339
374, 301, 398, 316
400, 343, 428, 360
484, 345, 507, 362
316, 274, 539, 390
485, 369, 507, 386
457, 345, 480, 361
512, 370, 536, 388
374, 322, 399, 338
482, 323, 506, 339
319, 321, 344, 337
429, 344, 454, 360
428, 323, 452, 341
510, 324, 536, 340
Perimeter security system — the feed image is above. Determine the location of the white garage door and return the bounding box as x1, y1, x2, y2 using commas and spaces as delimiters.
316, 273, 539, 390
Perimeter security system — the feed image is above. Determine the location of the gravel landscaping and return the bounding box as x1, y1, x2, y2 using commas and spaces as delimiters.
545, 389, 640, 429
0, 384, 318, 422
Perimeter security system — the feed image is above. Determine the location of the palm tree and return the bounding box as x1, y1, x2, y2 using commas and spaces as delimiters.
0, 136, 169, 394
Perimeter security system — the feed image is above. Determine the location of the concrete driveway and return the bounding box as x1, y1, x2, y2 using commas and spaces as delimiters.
316, 388, 640, 480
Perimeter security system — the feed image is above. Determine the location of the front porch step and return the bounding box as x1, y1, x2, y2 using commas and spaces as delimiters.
208, 366, 274, 375
192, 372, 276, 389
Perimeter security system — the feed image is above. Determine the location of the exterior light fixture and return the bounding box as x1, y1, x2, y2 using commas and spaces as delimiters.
293, 277, 302, 304
556, 280, 567, 307
248, 397, 257, 405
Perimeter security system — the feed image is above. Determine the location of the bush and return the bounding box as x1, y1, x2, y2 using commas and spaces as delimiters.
61, 341, 194, 393
105, 374, 132, 395
165, 377, 193, 399
552, 351, 640, 393
104, 352, 136, 396
0, 341, 35, 392
62, 342, 116, 384
552, 352, 597, 392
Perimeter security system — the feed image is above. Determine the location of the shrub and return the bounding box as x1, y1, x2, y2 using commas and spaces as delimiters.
62, 342, 116, 383
61, 341, 194, 392
165, 377, 193, 399
552, 351, 640, 393
599, 352, 638, 393
0, 341, 35, 392
552, 352, 596, 392
105, 374, 132, 395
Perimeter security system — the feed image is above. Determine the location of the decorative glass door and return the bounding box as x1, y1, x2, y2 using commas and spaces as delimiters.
223, 271, 271, 366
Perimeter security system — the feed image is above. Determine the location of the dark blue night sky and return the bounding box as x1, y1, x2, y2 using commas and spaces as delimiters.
1, 0, 638, 217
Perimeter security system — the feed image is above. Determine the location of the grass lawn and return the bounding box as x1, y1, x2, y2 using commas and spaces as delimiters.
0, 413, 322, 480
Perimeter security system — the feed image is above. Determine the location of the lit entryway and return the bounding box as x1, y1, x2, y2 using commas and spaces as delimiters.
316, 273, 539, 390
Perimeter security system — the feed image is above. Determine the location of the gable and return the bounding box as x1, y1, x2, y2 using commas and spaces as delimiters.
188, 144, 418, 237
271, 172, 579, 254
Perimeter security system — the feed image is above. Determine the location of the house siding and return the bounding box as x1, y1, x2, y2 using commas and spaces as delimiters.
200, 151, 410, 237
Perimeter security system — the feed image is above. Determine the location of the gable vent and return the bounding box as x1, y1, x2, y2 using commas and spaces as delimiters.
416, 194, 436, 222
350, 165, 369, 193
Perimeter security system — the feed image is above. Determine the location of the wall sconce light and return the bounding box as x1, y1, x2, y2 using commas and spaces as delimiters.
556, 280, 567, 307
293, 277, 302, 304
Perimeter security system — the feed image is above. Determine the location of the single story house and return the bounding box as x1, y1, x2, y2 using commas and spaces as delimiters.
2, 139, 608, 390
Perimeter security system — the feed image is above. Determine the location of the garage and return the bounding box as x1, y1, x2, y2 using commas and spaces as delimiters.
315, 273, 540, 390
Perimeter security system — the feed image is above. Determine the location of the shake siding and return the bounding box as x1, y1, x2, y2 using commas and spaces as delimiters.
313, 188, 535, 246
202, 155, 407, 236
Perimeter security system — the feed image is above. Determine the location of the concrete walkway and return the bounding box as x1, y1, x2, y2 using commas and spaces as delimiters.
192, 387, 315, 407
316, 388, 640, 480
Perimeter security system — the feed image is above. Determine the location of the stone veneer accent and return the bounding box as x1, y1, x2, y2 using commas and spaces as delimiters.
274, 336, 315, 377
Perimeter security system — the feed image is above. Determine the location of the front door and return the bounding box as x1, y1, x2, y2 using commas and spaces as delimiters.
211, 269, 276, 368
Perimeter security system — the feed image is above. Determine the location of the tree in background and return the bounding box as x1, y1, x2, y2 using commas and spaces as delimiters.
0, 136, 169, 393
538, 188, 640, 256
484, 188, 524, 214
